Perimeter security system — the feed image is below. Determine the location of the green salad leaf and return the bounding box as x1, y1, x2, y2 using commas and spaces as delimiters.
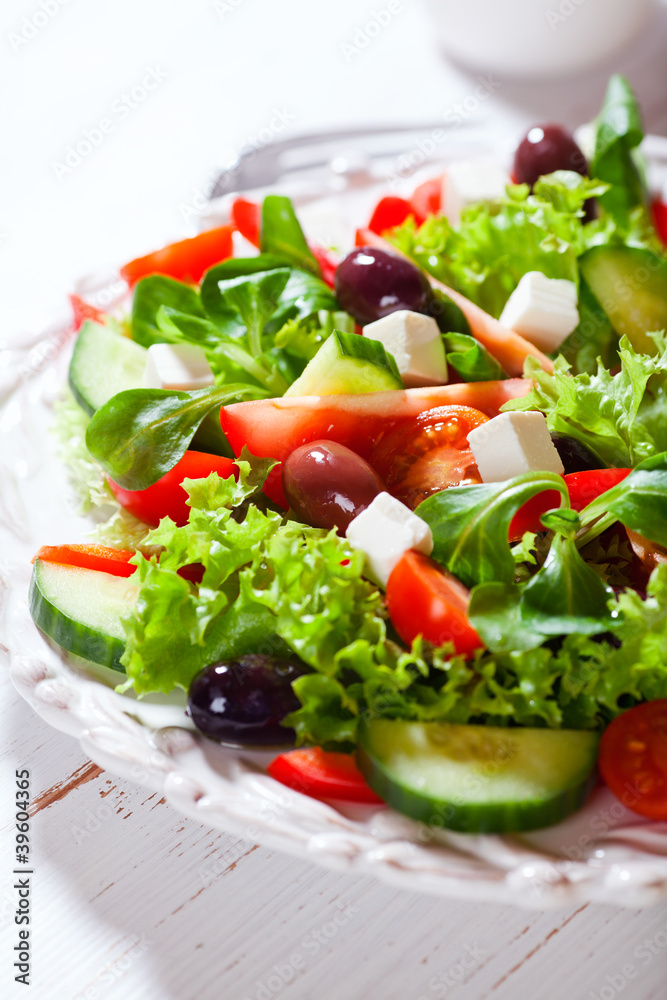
591, 74, 646, 225
578, 452, 667, 548
260, 195, 321, 276
390, 172, 607, 319
131, 275, 205, 347
503, 333, 667, 467
416, 473, 569, 588
470, 535, 615, 653
443, 332, 506, 382
85, 383, 262, 490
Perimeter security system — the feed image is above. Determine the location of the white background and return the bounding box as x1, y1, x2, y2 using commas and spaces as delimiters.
2, 1, 667, 998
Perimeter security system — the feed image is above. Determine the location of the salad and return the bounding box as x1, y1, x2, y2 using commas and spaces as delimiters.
30, 75, 667, 835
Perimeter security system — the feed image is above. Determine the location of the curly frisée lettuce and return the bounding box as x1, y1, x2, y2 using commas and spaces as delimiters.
115, 456, 667, 748
503, 332, 667, 467
390, 172, 610, 319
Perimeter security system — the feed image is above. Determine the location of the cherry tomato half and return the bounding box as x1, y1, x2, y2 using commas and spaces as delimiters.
509, 468, 632, 540
386, 549, 483, 657
599, 700, 667, 820
108, 451, 237, 527
268, 747, 383, 803
410, 176, 443, 225
369, 404, 488, 509
120, 225, 234, 287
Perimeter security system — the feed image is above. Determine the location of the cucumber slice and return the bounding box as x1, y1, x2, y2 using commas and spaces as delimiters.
284, 329, 403, 397
69, 321, 147, 416
29, 559, 137, 671
357, 719, 598, 833
579, 246, 667, 356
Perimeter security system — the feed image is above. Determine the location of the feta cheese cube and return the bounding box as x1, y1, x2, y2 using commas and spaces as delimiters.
499, 271, 579, 352
363, 310, 447, 387
442, 160, 509, 226
345, 492, 433, 587
143, 343, 215, 391
467, 411, 564, 483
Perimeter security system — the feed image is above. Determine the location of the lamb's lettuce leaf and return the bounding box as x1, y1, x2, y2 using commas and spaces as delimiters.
590, 74, 646, 226
443, 332, 506, 382
415, 472, 569, 588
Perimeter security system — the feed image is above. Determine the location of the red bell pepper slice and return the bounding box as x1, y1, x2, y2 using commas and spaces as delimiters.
231, 197, 261, 248
108, 451, 238, 528
368, 196, 412, 235
120, 225, 234, 287
509, 468, 632, 540
268, 747, 383, 804
652, 199, 667, 246
33, 544, 136, 578
309, 244, 339, 288
70, 294, 106, 331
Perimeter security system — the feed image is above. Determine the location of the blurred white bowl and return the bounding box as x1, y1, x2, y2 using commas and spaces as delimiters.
424, 0, 657, 79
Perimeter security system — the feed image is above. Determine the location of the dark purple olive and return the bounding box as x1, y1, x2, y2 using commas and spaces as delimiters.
283, 439, 384, 532
335, 246, 433, 326
551, 435, 604, 474
187, 654, 308, 746
513, 124, 587, 188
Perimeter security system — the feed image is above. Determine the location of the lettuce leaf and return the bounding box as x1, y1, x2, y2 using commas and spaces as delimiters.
115, 457, 667, 748
390, 173, 609, 319
503, 333, 667, 467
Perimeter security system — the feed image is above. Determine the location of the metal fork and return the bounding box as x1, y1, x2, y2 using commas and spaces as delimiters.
208, 121, 481, 197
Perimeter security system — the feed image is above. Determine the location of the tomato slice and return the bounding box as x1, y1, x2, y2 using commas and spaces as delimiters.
120, 225, 234, 287
410, 176, 443, 225
386, 550, 483, 657
509, 468, 632, 540
231, 197, 261, 247
368, 196, 413, 235
599, 701, 667, 820
268, 748, 383, 804
69, 294, 106, 331
108, 451, 237, 527
220, 380, 531, 507
33, 544, 136, 578
369, 405, 488, 508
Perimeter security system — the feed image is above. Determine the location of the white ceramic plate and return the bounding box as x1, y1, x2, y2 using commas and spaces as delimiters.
4, 133, 667, 910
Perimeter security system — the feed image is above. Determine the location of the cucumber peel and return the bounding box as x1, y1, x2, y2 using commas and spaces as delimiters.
284, 329, 403, 396
69, 321, 147, 416
29, 559, 137, 672
579, 246, 667, 357
357, 718, 598, 833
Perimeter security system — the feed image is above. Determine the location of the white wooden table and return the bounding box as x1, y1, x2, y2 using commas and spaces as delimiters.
3, 1, 667, 996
